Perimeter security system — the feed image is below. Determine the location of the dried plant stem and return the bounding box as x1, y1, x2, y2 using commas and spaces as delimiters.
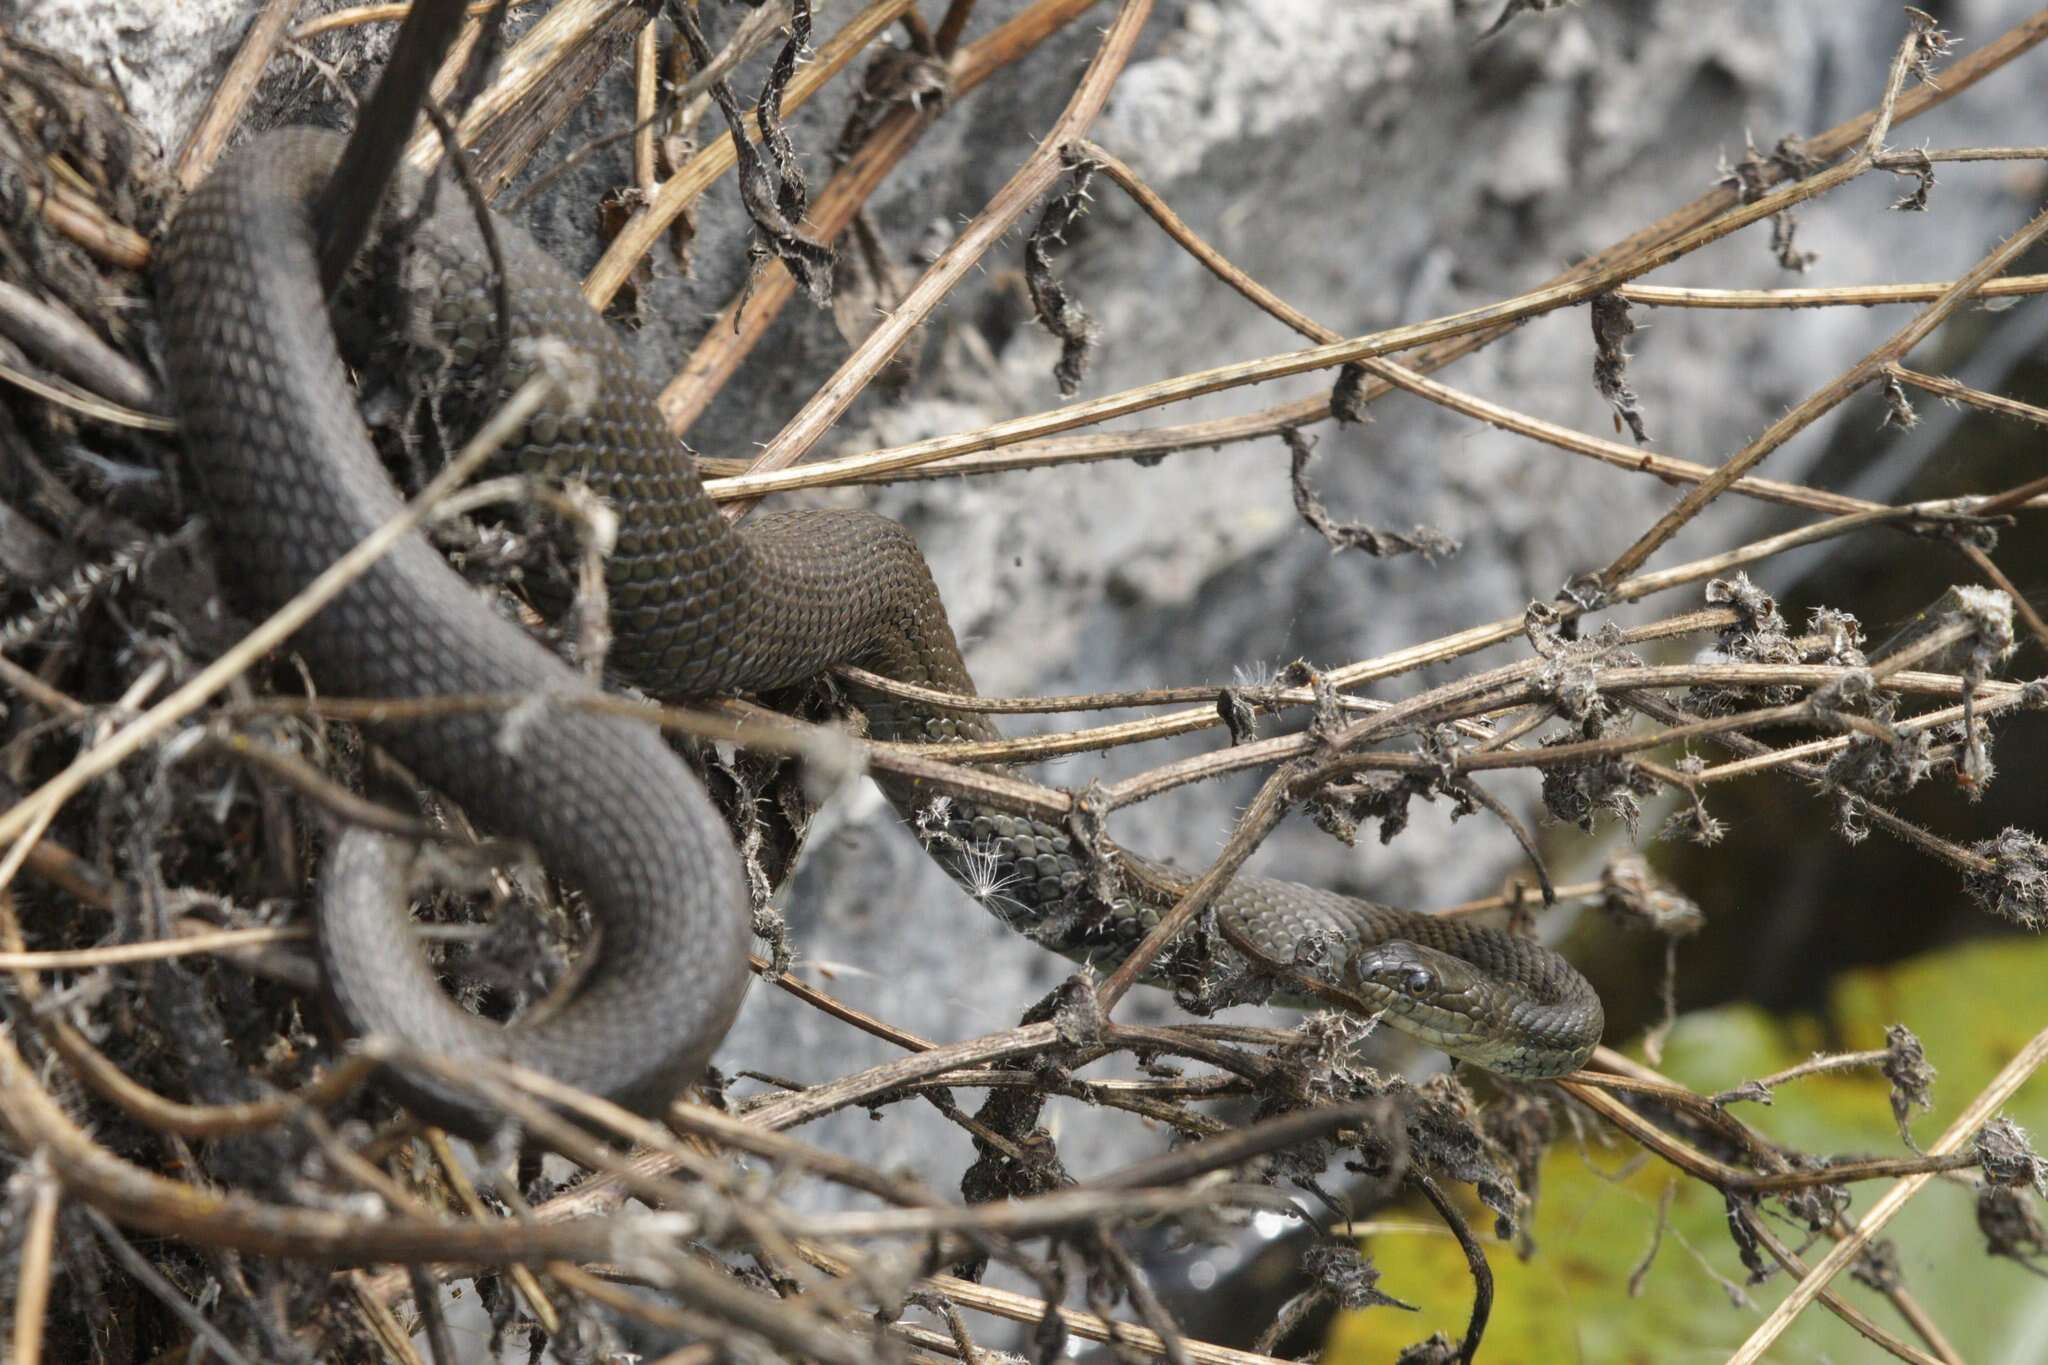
658, 76, 940, 431
933, 0, 980, 55
1977, 470, 2048, 518
1413, 1173, 1490, 1364
1735, 1049, 1894, 1094
1728, 1206, 1949, 1365
0, 656, 86, 722
0, 357, 175, 432
1435, 880, 1603, 919
1571, 1066, 1978, 1194
694, 395, 1329, 487
580, 0, 926, 306
25, 181, 151, 270
1594, 197, 2048, 589
1887, 364, 2048, 429
1100, 760, 1294, 1011
82, 1209, 261, 1365
290, 1, 520, 43
724, 0, 1154, 512
1687, 687, 2035, 790
790, 1182, 1295, 1239
0, 925, 307, 970
1827, 1211, 1966, 1365
703, 65, 2037, 501
741, 1022, 1065, 1131
1560, 1081, 1767, 1188
174, 0, 301, 189
196, 731, 444, 840
1077, 138, 1893, 519
631, 17, 659, 196
754, 954, 940, 1051
0, 278, 160, 411
0, 1021, 622, 1262
658, 0, 1105, 430
542, 1264, 735, 1345
1728, 1023, 2048, 1363
812, 1246, 1292, 1365
420, 1129, 563, 1333
11, 1156, 59, 1365
1957, 541, 2048, 651
1369, 362, 1887, 517
1620, 272, 2048, 310
317, 0, 475, 290
399, 0, 644, 174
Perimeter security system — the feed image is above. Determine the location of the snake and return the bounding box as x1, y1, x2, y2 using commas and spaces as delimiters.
157, 129, 1602, 1139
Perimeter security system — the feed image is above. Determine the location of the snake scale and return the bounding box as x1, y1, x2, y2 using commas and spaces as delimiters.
158, 130, 1601, 1138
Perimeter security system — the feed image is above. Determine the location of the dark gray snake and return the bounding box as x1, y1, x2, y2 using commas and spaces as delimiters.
158, 130, 1601, 1138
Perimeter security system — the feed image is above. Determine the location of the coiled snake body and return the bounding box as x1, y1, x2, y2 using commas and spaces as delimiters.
159, 131, 1601, 1138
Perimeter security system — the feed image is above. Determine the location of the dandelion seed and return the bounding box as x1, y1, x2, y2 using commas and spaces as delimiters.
1231, 658, 1274, 690
953, 835, 1029, 915
915, 809, 1032, 919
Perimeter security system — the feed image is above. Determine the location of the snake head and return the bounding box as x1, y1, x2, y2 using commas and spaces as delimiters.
1346, 940, 1479, 1000
1341, 938, 1599, 1078
1342, 940, 1506, 1061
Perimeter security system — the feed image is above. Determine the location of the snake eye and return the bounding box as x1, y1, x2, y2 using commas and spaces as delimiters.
1402, 966, 1434, 998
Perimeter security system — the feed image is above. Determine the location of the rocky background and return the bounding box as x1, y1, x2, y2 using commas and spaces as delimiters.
14, 0, 2048, 1350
